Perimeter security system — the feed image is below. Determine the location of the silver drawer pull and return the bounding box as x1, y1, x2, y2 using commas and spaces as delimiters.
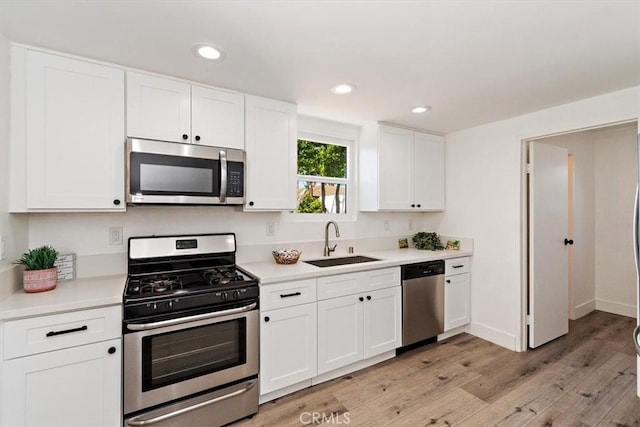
126, 379, 257, 426
46, 325, 87, 337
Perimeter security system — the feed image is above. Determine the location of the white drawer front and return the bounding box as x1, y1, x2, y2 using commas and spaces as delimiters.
445, 257, 470, 276
260, 279, 317, 311
3, 305, 122, 360
317, 272, 363, 300
362, 267, 400, 292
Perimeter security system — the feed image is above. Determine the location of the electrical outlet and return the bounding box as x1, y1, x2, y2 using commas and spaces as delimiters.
266, 221, 275, 237
383, 220, 390, 232
408, 219, 414, 231
109, 227, 124, 245
0, 235, 5, 260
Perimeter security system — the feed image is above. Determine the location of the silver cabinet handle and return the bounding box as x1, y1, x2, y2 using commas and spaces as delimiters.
219, 150, 227, 203
126, 379, 257, 426
634, 325, 640, 357
126, 302, 257, 331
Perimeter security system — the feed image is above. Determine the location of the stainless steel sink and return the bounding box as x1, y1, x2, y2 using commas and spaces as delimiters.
303, 255, 380, 268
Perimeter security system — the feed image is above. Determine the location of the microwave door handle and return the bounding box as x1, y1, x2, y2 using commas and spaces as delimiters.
219, 150, 227, 203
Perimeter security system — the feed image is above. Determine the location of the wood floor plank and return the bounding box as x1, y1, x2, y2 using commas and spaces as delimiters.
596, 381, 640, 427
545, 352, 636, 426
524, 408, 590, 427
389, 388, 487, 427
458, 362, 588, 426
230, 311, 638, 427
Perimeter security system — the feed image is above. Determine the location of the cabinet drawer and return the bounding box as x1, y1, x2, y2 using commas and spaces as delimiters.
3, 305, 122, 360
362, 267, 400, 292
260, 279, 317, 311
317, 272, 363, 300
445, 257, 470, 276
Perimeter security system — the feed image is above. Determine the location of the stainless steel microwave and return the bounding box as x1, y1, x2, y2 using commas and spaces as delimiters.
126, 138, 245, 205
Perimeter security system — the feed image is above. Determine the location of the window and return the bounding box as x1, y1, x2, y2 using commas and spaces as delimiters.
294, 135, 351, 215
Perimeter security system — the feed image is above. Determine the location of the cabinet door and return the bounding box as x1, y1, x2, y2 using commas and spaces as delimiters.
191, 86, 244, 149
378, 125, 414, 210
126, 71, 191, 142
26, 51, 125, 210
363, 287, 402, 358
413, 132, 445, 210
317, 295, 363, 374
244, 95, 297, 210
1, 338, 122, 427
444, 273, 470, 331
260, 304, 317, 394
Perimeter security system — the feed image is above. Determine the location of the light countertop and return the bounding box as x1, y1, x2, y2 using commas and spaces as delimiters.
239, 248, 472, 284
0, 274, 125, 321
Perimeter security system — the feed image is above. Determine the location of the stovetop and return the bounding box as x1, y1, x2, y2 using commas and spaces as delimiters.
125, 266, 256, 299
123, 233, 259, 321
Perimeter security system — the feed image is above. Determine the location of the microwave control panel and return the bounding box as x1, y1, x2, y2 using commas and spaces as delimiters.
227, 162, 244, 197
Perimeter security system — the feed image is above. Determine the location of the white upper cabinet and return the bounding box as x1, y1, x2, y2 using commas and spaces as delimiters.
126, 72, 191, 143
126, 71, 244, 148
244, 95, 297, 211
191, 85, 244, 148
10, 48, 125, 211
359, 123, 445, 211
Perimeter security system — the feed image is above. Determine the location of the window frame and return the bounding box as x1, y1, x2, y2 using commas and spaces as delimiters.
285, 131, 356, 222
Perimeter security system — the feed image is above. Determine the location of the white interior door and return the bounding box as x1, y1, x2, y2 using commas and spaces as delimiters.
529, 141, 569, 348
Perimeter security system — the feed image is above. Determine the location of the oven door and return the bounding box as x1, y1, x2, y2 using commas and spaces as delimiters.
123, 302, 258, 415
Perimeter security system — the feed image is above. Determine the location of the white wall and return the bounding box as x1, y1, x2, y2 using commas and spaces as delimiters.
439, 86, 639, 351
594, 123, 638, 317
542, 131, 596, 319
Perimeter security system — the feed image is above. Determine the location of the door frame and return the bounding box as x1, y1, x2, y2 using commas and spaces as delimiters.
519, 119, 639, 352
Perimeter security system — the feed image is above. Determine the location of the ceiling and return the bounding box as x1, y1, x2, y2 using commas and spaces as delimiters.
1, 1, 639, 134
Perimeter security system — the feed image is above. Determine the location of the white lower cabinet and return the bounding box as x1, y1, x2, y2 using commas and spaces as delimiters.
260, 303, 317, 395
1, 305, 122, 427
2, 339, 122, 427
259, 267, 401, 400
317, 268, 401, 375
259, 279, 317, 395
444, 257, 471, 332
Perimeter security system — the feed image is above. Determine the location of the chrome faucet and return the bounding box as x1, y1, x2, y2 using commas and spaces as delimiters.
324, 221, 340, 256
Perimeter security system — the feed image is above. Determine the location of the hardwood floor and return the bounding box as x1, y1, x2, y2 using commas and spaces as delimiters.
236, 311, 638, 426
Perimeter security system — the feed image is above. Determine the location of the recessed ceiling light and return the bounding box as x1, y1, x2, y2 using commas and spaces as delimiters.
331, 83, 356, 95
412, 106, 431, 114
192, 43, 225, 61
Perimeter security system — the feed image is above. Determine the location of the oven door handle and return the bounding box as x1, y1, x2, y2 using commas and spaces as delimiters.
126, 302, 257, 331
125, 379, 257, 426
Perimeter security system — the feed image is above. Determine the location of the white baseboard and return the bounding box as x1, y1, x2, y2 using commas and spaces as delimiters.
311, 351, 395, 386
573, 299, 596, 319
437, 325, 466, 341
259, 379, 312, 404
467, 321, 517, 351
595, 298, 636, 318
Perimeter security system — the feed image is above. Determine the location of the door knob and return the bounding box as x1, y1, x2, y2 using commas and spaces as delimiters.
564, 238, 574, 245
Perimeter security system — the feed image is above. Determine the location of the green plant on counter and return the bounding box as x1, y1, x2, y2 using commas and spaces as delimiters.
15, 245, 58, 271
412, 232, 445, 251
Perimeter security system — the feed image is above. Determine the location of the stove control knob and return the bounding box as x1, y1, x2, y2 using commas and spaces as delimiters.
220, 292, 228, 301
232, 290, 240, 300
167, 300, 174, 309
152, 303, 158, 311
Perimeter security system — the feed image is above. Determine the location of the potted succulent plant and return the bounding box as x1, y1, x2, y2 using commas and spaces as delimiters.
15, 245, 59, 293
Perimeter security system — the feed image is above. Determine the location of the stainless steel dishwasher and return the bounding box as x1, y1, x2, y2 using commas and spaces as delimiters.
401, 260, 445, 346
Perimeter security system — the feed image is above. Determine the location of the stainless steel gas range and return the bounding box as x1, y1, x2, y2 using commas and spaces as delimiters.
122, 233, 259, 427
